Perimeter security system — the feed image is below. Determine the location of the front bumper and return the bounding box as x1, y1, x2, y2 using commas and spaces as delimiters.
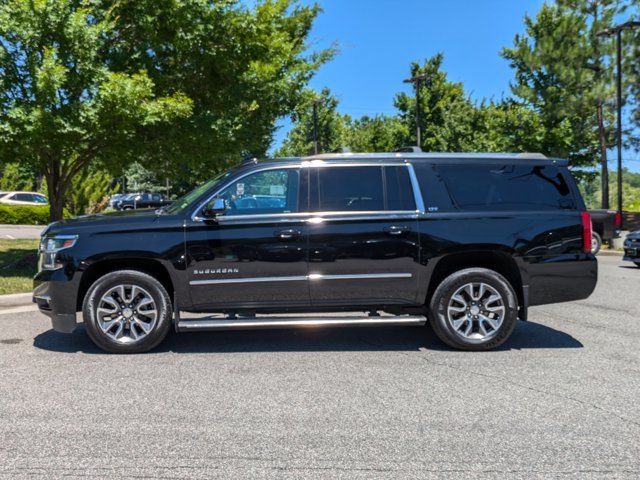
33, 268, 80, 333
623, 241, 640, 263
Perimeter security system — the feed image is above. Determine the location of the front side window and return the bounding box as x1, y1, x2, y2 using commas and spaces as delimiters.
314, 165, 415, 212
212, 168, 299, 216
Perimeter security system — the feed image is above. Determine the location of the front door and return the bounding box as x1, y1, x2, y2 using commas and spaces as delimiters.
306, 164, 421, 306
185, 167, 310, 310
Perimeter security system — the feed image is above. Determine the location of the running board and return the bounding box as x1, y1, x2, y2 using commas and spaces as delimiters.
176, 315, 427, 332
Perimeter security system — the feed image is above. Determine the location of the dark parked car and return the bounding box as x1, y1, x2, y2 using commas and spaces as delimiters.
588, 209, 621, 254
34, 152, 597, 353
623, 231, 640, 267
116, 192, 173, 210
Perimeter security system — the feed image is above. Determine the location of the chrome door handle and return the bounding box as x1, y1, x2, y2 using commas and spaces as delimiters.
275, 229, 301, 240
384, 225, 409, 236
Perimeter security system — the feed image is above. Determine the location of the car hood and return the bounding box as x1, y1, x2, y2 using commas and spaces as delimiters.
43, 209, 174, 236
627, 230, 640, 240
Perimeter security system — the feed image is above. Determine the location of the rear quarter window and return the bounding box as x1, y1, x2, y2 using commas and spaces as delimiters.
431, 164, 576, 212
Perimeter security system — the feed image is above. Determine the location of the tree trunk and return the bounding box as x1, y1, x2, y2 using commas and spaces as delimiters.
596, 101, 609, 209
46, 165, 68, 222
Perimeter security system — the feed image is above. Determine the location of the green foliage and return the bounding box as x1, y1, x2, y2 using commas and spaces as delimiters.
0, 0, 329, 221
501, 1, 624, 167
66, 169, 119, 216
0, 163, 40, 192
276, 89, 351, 156
394, 54, 479, 151
0, 204, 69, 225
578, 169, 640, 210
125, 162, 164, 194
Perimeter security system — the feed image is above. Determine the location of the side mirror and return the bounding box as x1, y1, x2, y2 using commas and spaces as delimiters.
202, 198, 226, 219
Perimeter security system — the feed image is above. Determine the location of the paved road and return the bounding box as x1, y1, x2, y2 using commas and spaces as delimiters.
0, 224, 44, 239
0, 255, 639, 479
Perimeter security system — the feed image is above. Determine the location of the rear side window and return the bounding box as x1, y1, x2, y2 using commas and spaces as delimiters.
313, 165, 415, 212
435, 164, 575, 211
385, 166, 416, 211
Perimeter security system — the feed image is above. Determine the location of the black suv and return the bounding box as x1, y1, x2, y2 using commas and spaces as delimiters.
33, 152, 597, 353
116, 192, 173, 210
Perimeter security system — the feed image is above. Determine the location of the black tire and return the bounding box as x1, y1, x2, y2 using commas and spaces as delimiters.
591, 232, 602, 255
82, 270, 172, 353
428, 268, 518, 351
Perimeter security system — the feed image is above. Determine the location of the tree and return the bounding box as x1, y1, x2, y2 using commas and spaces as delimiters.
275, 88, 350, 156
0, 0, 329, 220
344, 115, 407, 153
100, 0, 332, 178
0, 162, 40, 191
125, 162, 163, 193
501, 1, 626, 190
394, 54, 479, 151
64, 168, 119, 216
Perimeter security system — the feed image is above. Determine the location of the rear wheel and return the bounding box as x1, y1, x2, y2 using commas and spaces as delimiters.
82, 270, 172, 353
429, 268, 518, 351
591, 232, 602, 255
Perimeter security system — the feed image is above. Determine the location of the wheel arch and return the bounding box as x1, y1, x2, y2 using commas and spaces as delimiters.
77, 257, 175, 311
425, 251, 525, 315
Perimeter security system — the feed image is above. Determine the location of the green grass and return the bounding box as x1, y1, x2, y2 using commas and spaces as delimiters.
0, 239, 39, 295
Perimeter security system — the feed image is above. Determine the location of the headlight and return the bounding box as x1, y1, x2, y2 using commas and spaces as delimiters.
39, 235, 78, 270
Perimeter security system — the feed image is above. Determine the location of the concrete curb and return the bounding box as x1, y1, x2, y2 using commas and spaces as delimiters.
598, 249, 624, 257
0, 292, 32, 309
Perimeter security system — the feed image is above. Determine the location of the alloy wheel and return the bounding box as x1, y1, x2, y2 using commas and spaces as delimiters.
446, 282, 506, 343
96, 284, 158, 344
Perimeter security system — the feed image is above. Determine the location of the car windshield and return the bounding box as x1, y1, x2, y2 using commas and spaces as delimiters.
164, 169, 236, 214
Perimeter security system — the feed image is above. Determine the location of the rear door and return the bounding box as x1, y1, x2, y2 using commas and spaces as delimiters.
306, 163, 420, 306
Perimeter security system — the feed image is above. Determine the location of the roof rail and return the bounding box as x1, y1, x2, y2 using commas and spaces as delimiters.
396, 146, 422, 153
332, 146, 352, 153
515, 152, 547, 159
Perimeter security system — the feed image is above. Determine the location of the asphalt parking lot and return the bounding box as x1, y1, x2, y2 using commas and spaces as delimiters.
1, 255, 639, 479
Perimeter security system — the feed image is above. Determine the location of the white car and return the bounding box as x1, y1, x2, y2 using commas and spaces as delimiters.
0, 191, 48, 206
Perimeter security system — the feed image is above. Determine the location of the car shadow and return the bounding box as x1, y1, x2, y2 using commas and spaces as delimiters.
33, 320, 583, 354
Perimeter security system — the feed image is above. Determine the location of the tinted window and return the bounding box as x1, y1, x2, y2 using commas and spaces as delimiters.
213, 168, 299, 216
315, 166, 416, 212
33, 195, 47, 204
435, 164, 574, 211
16, 193, 32, 201
317, 166, 384, 211
385, 166, 416, 211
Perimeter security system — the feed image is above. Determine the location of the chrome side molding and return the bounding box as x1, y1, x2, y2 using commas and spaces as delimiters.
189, 272, 412, 286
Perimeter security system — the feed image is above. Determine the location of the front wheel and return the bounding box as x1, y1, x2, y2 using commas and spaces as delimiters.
83, 270, 172, 353
429, 268, 518, 351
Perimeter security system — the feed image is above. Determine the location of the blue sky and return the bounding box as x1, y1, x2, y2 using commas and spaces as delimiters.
271, 0, 640, 172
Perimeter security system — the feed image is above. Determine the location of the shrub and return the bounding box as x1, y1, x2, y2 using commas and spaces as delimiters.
0, 204, 70, 225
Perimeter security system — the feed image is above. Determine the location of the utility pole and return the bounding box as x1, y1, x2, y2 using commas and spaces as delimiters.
312, 98, 323, 155
597, 20, 640, 226
403, 73, 430, 148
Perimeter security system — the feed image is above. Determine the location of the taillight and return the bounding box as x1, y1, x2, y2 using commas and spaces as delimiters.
614, 212, 622, 228
581, 211, 592, 254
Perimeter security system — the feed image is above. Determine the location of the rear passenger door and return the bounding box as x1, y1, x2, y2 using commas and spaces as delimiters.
306, 164, 421, 306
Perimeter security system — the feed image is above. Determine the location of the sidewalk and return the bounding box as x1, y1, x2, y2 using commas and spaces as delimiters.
0, 292, 36, 315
